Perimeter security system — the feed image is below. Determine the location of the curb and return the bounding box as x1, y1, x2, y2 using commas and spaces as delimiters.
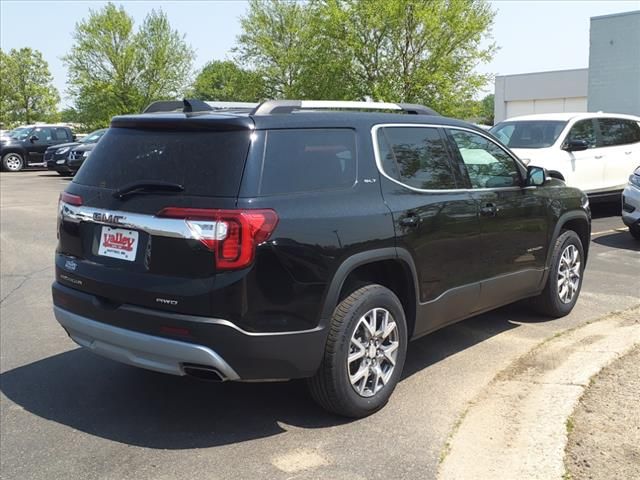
438, 306, 640, 480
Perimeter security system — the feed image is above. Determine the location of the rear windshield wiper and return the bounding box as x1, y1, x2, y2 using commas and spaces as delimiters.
113, 181, 185, 199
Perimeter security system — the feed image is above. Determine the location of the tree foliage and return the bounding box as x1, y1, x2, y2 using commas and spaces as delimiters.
0, 48, 59, 127
236, 0, 496, 117
63, 3, 194, 129
191, 60, 266, 102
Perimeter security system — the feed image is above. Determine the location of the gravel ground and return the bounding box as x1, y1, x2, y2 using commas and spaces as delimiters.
565, 346, 640, 480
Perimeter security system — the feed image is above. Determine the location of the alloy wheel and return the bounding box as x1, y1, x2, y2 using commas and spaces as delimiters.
347, 308, 399, 397
4, 154, 23, 171
557, 244, 581, 304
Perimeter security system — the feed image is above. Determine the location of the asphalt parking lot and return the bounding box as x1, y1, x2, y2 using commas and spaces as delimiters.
1, 171, 638, 480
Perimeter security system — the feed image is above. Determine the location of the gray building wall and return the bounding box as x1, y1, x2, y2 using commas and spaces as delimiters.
588, 11, 640, 115
494, 69, 588, 122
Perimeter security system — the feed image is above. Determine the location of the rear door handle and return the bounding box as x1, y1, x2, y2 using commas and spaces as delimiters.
480, 203, 499, 217
400, 215, 420, 228
594, 155, 604, 159
625, 151, 632, 155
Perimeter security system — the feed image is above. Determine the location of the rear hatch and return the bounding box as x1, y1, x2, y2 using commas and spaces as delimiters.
56, 114, 259, 317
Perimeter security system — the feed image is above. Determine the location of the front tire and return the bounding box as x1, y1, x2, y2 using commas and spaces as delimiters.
308, 284, 408, 418
629, 225, 640, 241
531, 230, 584, 317
2, 153, 24, 172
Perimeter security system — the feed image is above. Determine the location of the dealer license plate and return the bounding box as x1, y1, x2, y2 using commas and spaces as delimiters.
98, 226, 139, 262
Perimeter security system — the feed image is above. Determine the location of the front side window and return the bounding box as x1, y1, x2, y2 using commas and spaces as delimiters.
448, 129, 520, 189
376, 126, 457, 190
597, 118, 640, 147
490, 121, 567, 149
33, 127, 53, 143
566, 119, 597, 148
260, 129, 356, 195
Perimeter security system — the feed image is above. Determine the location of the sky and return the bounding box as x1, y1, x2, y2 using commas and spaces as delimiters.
1, 0, 639, 107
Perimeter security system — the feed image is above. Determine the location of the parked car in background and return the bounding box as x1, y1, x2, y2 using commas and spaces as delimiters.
622, 166, 640, 240
47, 129, 106, 176
490, 113, 640, 201
53, 99, 591, 418
1, 125, 76, 171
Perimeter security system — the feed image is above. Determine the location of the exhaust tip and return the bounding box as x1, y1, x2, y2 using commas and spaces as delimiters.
183, 364, 225, 382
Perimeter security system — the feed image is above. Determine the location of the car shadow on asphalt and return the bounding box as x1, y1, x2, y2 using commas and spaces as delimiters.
591, 231, 640, 251
0, 304, 549, 449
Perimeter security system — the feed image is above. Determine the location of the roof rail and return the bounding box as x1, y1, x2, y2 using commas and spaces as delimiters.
252, 100, 439, 116
143, 99, 259, 114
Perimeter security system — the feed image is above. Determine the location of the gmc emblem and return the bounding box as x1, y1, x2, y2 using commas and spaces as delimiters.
94, 212, 125, 224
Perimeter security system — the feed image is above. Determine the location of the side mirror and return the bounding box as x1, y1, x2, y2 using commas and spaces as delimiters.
29, 135, 39, 143
564, 139, 589, 152
72, 135, 77, 141
526, 166, 546, 187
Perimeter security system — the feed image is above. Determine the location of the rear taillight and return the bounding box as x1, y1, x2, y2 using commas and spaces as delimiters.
156, 208, 278, 270
59, 192, 83, 206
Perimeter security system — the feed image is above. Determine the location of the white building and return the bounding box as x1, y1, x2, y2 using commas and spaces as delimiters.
494, 10, 640, 123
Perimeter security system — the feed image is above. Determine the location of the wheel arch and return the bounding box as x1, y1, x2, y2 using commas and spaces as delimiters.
320, 248, 419, 338
546, 210, 591, 270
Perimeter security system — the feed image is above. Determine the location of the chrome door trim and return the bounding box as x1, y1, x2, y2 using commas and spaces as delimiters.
370, 123, 528, 194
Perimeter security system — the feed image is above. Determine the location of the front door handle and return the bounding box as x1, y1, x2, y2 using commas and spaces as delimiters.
594, 155, 604, 159
400, 215, 420, 228
480, 203, 498, 217
625, 151, 632, 155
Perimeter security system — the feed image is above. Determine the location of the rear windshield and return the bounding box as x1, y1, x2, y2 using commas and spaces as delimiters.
73, 127, 251, 197
490, 120, 567, 149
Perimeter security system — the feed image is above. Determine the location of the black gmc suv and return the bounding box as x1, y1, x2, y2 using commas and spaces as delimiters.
52, 100, 591, 417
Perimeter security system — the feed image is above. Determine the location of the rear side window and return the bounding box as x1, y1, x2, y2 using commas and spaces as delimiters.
259, 129, 356, 195
73, 128, 251, 197
597, 118, 640, 146
54, 128, 70, 141
376, 126, 456, 190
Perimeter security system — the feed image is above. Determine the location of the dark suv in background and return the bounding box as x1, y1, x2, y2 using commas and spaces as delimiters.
1, 125, 75, 171
46, 128, 107, 176
52, 100, 591, 417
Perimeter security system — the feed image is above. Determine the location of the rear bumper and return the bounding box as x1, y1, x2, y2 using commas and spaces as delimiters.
54, 306, 240, 380
52, 281, 327, 380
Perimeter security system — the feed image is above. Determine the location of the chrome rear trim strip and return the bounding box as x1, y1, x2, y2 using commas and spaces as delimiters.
60, 202, 195, 240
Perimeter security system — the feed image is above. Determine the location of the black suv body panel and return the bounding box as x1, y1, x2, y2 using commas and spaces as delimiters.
52, 109, 591, 381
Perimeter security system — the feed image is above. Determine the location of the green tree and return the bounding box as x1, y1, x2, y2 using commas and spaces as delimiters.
237, 0, 496, 116
0, 48, 59, 126
63, 3, 194, 129
191, 60, 266, 102
479, 93, 494, 125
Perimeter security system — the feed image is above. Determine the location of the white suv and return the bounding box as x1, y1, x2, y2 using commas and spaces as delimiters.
490, 113, 640, 200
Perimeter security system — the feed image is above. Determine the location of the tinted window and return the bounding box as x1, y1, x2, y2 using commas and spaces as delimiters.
490, 121, 567, 148
260, 129, 356, 195
449, 129, 520, 188
597, 118, 640, 146
54, 128, 70, 141
566, 119, 597, 148
377, 127, 456, 190
33, 127, 53, 143
73, 127, 251, 197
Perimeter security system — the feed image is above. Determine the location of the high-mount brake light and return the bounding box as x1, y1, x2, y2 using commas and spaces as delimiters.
59, 192, 83, 206
156, 208, 278, 270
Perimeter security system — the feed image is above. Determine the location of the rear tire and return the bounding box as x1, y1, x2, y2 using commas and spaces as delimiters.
629, 225, 640, 241
307, 284, 407, 418
2, 153, 24, 172
531, 230, 584, 318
